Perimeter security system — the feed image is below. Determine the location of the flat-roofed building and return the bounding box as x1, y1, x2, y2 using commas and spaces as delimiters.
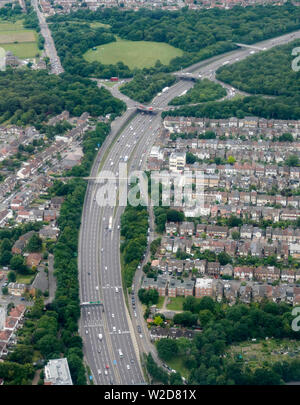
195, 278, 213, 298
44, 358, 73, 385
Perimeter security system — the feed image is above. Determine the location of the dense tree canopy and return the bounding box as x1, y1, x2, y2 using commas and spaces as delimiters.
0, 69, 125, 127
169, 79, 226, 106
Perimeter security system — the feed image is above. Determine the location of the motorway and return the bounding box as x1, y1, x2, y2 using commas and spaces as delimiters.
78, 28, 300, 385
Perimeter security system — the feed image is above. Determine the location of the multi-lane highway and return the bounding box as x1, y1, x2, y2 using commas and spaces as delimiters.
78, 28, 300, 385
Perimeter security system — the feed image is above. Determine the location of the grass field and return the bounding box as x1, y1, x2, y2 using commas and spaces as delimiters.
166, 296, 186, 311
0, 19, 38, 58
90, 22, 111, 29
84, 37, 183, 69
156, 296, 165, 309
16, 274, 35, 285
164, 356, 190, 379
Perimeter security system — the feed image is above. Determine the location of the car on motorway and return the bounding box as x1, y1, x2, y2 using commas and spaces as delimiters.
85, 330, 88, 334
105, 364, 109, 369
98, 348, 101, 353
137, 325, 141, 333
134, 311, 137, 317
130, 359, 134, 364
112, 326, 116, 332
104, 370, 108, 376
118, 329, 121, 334
127, 365, 130, 370
96, 286, 99, 290
112, 313, 115, 318
115, 287, 119, 293
98, 369, 102, 375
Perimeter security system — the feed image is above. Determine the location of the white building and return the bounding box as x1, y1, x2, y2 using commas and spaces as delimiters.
169, 151, 186, 172
194, 278, 213, 298
44, 358, 73, 385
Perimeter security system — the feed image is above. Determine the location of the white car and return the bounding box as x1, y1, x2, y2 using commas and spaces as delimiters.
126, 365, 130, 370
95, 286, 99, 290
104, 370, 108, 376
98, 369, 102, 375
86, 330, 88, 334
113, 326, 116, 332
118, 330, 121, 334
134, 312, 137, 318
112, 313, 115, 318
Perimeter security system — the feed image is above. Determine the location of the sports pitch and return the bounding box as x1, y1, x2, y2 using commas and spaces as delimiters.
84, 37, 183, 69
0, 20, 38, 58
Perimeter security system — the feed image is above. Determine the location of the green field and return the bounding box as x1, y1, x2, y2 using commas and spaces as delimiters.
90, 22, 111, 29
16, 273, 35, 285
0, 19, 38, 59
84, 37, 183, 69
166, 296, 186, 311
164, 356, 190, 379
156, 296, 165, 309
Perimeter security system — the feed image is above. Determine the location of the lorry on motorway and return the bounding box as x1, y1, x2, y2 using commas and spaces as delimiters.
108, 216, 112, 231
98, 333, 103, 341
222, 61, 229, 65
118, 349, 123, 358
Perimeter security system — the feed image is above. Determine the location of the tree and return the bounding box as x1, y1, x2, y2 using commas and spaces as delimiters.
10, 255, 25, 272
218, 251, 232, 266
7, 271, 16, 283
166, 209, 184, 223
231, 231, 240, 240
199, 309, 214, 327
154, 316, 164, 326
138, 288, 159, 306
285, 155, 299, 167
227, 156, 236, 165
169, 372, 183, 385
157, 338, 178, 361
27, 233, 43, 252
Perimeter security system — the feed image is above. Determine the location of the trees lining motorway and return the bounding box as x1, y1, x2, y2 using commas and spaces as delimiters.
78, 29, 300, 385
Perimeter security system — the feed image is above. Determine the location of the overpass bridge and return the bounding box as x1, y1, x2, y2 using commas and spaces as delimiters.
235, 43, 267, 51
174, 72, 199, 81
136, 104, 157, 113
